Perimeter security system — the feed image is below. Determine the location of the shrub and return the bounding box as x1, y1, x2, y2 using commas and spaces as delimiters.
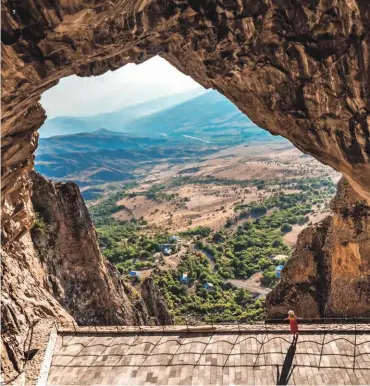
280, 223, 293, 233
297, 215, 307, 225
180, 226, 211, 237
250, 205, 267, 217
261, 270, 275, 287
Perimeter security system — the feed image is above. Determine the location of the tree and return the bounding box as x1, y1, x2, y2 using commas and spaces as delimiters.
271, 239, 281, 248
213, 232, 225, 243
280, 223, 292, 233
297, 215, 306, 225
261, 270, 275, 287
250, 205, 267, 217
179, 285, 189, 297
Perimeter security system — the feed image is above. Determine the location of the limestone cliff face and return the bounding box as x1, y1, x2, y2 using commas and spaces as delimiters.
1, 173, 172, 381
30, 171, 147, 325
266, 178, 370, 318
141, 277, 173, 325
1, 238, 73, 378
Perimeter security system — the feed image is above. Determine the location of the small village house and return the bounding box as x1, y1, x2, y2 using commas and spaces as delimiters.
203, 282, 214, 291
180, 273, 189, 284
271, 254, 288, 261
163, 247, 172, 256
275, 265, 284, 279
169, 235, 182, 243
128, 271, 140, 279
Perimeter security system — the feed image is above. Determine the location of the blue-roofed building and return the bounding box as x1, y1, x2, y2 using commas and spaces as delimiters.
203, 282, 215, 291
128, 271, 140, 278
180, 273, 189, 284
169, 235, 182, 243
275, 265, 284, 279
163, 247, 172, 256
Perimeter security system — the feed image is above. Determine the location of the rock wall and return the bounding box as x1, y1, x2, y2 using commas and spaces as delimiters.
1, 238, 72, 380
266, 178, 370, 318
30, 171, 147, 326
141, 277, 173, 325
1, 173, 172, 381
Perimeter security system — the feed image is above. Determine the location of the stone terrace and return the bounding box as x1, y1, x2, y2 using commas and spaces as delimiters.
45, 324, 370, 385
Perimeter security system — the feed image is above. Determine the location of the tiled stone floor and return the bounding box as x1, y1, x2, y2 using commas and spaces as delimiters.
47, 326, 370, 385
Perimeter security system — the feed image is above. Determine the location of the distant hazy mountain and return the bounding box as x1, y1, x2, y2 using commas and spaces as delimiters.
36, 90, 284, 186
120, 90, 269, 143
40, 89, 206, 137
36, 129, 216, 186
41, 89, 272, 142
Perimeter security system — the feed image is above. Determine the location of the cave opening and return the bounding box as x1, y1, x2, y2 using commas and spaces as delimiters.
34, 55, 339, 326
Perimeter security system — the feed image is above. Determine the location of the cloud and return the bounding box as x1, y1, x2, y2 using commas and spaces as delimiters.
41, 56, 204, 118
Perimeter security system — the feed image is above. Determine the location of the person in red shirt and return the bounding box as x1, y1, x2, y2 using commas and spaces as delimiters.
285, 310, 300, 343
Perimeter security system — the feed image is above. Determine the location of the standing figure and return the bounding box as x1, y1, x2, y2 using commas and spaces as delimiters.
285, 310, 300, 342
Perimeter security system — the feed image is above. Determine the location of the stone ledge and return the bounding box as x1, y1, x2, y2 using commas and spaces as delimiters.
56, 323, 370, 335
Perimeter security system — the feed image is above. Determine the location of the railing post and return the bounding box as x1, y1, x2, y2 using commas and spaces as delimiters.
25, 321, 36, 365
353, 321, 357, 372
53, 320, 59, 333
318, 324, 326, 370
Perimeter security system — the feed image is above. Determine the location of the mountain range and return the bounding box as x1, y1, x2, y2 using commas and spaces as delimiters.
40, 89, 206, 138
36, 90, 284, 187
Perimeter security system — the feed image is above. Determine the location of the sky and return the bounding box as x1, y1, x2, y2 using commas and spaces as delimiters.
41, 56, 205, 118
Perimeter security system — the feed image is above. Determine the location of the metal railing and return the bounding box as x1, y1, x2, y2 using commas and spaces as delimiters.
53, 316, 370, 334
52, 318, 370, 373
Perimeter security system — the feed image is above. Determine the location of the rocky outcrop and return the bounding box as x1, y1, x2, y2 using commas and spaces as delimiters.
141, 277, 173, 325
1, 242, 72, 380
266, 178, 370, 318
30, 171, 147, 325
1, 173, 171, 382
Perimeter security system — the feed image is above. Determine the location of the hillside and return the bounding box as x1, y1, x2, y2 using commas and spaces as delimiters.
36, 130, 219, 185
40, 90, 277, 144
120, 90, 266, 144
36, 91, 283, 185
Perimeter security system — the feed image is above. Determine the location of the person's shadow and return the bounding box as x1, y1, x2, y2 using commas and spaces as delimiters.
276, 337, 297, 385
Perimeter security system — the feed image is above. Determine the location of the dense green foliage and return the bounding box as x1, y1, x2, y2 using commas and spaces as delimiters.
88, 175, 336, 324
180, 226, 212, 237
89, 192, 127, 224
196, 222, 289, 280
89, 193, 167, 271
96, 219, 168, 272
153, 254, 264, 322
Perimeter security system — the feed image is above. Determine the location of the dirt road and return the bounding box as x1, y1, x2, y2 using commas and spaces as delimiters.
226, 272, 271, 297
195, 245, 271, 298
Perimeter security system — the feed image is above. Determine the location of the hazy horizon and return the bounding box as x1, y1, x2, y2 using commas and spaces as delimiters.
41, 56, 205, 119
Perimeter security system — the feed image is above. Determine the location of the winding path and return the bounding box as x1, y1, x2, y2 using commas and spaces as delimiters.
193, 244, 271, 298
